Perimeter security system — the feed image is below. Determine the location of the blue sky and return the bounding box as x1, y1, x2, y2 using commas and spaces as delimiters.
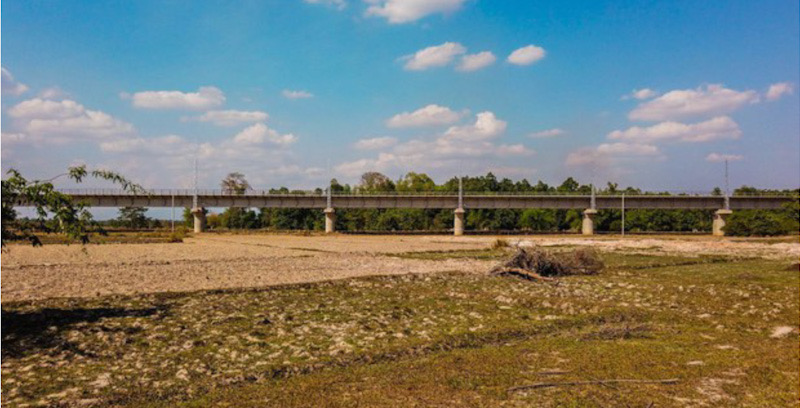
2, 0, 799, 192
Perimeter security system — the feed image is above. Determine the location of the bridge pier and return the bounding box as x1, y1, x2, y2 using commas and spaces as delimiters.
324, 208, 336, 233
191, 207, 206, 233
454, 208, 465, 236
581, 209, 598, 235
712, 209, 733, 236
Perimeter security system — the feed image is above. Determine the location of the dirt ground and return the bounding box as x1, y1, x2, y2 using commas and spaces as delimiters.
2, 233, 797, 302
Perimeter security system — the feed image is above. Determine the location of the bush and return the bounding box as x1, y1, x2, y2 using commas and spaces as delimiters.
724, 211, 789, 236
491, 238, 511, 250
167, 228, 186, 243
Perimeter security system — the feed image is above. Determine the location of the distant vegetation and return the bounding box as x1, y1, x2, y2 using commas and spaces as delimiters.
179, 172, 799, 236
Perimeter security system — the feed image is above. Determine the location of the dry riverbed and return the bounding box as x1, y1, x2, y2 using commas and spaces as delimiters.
1, 234, 798, 407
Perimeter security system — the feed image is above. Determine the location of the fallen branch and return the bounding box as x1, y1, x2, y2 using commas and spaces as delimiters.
493, 267, 555, 282
508, 378, 679, 392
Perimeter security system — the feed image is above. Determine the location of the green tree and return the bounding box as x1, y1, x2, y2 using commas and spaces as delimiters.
358, 172, 395, 192
117, 207, 151, 229
2, 165, 143, 247
221, 172, 251, 194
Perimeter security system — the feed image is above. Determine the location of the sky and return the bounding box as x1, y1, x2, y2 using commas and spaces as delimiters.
2, 0, 799, 194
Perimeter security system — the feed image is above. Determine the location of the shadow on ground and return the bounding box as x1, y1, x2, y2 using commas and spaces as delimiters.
1, 306, 166, 358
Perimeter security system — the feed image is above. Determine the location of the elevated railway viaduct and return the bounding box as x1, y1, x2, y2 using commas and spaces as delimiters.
22, 189, 794, 236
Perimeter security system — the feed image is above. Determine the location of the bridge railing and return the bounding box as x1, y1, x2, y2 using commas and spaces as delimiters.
55, 188, 798, 197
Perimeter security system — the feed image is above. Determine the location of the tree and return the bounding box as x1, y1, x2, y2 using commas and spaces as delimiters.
2, 165, 143, 247
358, 172, 395, 192
117, 207, 150, 229
396, 172, 435, 192
221, 172, 251, 194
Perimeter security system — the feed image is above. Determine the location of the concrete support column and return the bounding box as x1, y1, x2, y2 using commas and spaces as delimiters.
454, 208, 465, 236
191, 207, 206, 233
712, 209, 733, 236
582, 209, 598, 236
324, 207, 336, 233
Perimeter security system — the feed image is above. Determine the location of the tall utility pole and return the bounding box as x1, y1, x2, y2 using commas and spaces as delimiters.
458, 176, 463, 209
621, 193, 625, 237
193, 143, 199, 209
724, 158, 730, 210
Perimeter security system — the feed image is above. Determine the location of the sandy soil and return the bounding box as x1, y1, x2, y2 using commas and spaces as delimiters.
2, 234, 797, 302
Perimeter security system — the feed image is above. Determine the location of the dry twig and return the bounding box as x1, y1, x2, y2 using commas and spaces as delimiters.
508, 378, 680, 392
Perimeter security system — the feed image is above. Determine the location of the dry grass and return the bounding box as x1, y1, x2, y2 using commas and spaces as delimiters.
2, 247, 798, 407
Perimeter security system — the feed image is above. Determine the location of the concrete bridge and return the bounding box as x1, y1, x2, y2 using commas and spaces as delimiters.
27, 188, 794, 236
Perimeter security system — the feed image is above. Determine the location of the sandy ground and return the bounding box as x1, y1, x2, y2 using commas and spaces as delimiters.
2, 234, 797, 302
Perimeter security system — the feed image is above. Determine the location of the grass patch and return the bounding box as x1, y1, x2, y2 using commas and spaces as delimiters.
2, 252, 798, 407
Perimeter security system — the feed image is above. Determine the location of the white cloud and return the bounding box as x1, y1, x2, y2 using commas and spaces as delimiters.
765, 82, 793, 101
354, 136, 398, 150
628, 84, 759, 121
182, 110, 269, 126
365, 0, 467, 24
706, 153, 743, 163
1, 132, 29, 145
442, 111, 507, 141
387, 104, 464, 127
402, 42, 466, 71
282, 89, 314, 100
608, 116, 741, 143
336, 111, 532, 178
233, 123, 297, 147
8, 98, 135, 142
304, 0, 346, 10
529, 128, 565, 138
127, 86, 225, 110
622, 88, 658, 100
566, 142, 661, 167
38, 87, 69, 100
456, 51, 496, 72
100, 135, 188, 155
507, 45, 546, 66
1, 67, 29, 96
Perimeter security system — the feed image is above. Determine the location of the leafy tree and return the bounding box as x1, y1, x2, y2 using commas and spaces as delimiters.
396, 172, 435, 192
358, 172, 395, 192
2, 165, 143, 247
221, 172, 251, 194
116, 207, 151, 229
519, 209, 557, 231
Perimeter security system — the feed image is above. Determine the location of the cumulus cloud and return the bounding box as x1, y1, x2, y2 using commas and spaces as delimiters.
705, 153, 743, 163
304, 0, 346, 10
354, 136, 398, 150
442, 111, 507, 141
387, 104, 464, 128
621, 88, 658, 100
628, 84, 759, 121
456, 51, 496, 72
182, 110, 269, 126
507, 45, 546, 66
1, 67, 29, 96
336, 111, 532, 178
365, 0, 467, 24
402, 42, 466, 71
127, 86, 225, 110
566, 142, 661, 167
8, 98, 135, 142
100, 134, 188, 155
608, 116, 741, 143
38, 87, 69, 100
765, 82, 793, 101
529, 128, 565, 138
233, 123, 297, 147
282, 89, 314, 100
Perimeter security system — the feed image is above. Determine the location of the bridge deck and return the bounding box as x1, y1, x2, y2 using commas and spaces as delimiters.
17, 192, 794, 210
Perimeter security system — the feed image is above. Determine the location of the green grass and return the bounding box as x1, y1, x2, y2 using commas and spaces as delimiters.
2, 252, 798, 407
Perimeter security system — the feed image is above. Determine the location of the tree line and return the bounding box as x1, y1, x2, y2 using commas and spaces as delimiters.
170, 172, 798, 236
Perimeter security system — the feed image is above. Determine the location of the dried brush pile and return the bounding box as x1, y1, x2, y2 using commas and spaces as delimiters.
489, 246, 604, 281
